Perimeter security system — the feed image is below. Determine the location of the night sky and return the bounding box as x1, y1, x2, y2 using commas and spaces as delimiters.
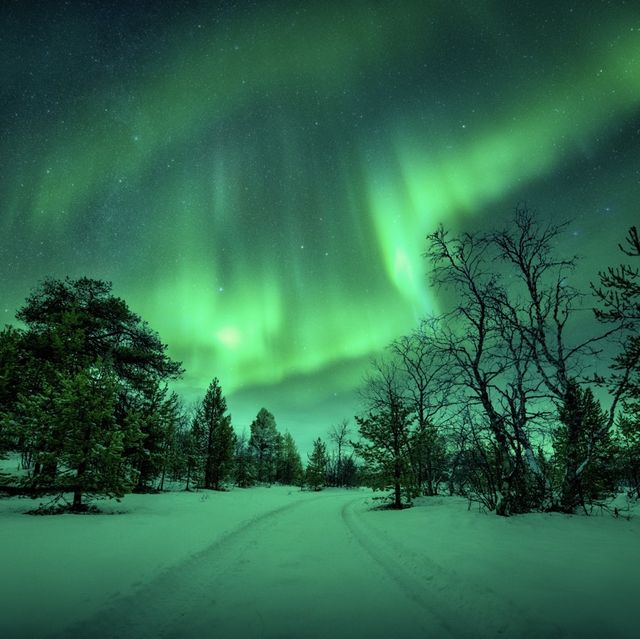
2, 1, 639, 452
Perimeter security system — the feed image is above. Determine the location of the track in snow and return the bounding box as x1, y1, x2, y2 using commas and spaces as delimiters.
52, 491, 561, 639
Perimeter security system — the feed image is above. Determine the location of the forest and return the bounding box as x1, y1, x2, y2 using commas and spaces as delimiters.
1, 210, 638, 517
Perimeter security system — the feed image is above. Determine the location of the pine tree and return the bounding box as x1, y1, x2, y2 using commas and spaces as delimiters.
5, 277, 182, 491
233, 430, 253, 487
306, 437, 328, 490
276, 432, 303, 485
249, 408, 279, 483
354, 403, 413, 509
192, 378, 235, 490
17, 364, 136, 511
553, 383, 616, 512
616, 401, 640, 498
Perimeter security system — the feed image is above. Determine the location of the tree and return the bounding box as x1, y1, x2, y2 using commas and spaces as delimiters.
306, 438, 328, 490
192, 378, 235, 490
249, 408, 279, 483
390, 327, 451, 496
355, 359, 413, 509
4, 277, 182, 507
553, 382, 616, 512
426, 209, 626, 513
16, 277, 182, 385
16, 364, 135, 511
617, 402, 640, 498
593, 226, 640, 498
328, 419, 350, 487
233, 429, 253, 488
125, 382, 181, 492
276, 432, 303, 485
426, 221, 544, 514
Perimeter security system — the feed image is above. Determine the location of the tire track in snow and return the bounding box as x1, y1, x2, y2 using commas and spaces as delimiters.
341, 499, 564, 639
51, 496, 310, 639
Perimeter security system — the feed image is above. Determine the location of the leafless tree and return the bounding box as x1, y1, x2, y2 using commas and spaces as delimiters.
490, 209, 629, 511
328, 418, 350, 487
426, 220, 550, 514
389, 322, 452, 495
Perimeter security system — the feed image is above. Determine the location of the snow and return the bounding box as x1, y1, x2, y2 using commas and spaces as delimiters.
1, 487, 638, 638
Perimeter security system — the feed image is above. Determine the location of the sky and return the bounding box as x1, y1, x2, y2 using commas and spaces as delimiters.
1, 0, 639, 454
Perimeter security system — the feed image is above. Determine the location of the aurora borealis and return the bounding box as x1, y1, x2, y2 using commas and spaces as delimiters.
2, 1, 639, 449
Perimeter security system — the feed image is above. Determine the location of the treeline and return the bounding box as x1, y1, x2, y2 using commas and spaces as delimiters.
0, 278, 357, 512
352, 211, 639, 515
1, 210, 637, 518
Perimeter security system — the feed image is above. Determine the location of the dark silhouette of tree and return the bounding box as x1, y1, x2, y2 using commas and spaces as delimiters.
355, 359, 413, 509
275, 432, 303, 485
617, 403, 640, 499
553, 382, 617, 512
426, 222, 543, 514
192, 378, 235, 490
306, 437, 328, 490
232, 429, 253, 487
390, 327, 450, 496
249, 408, 279, 483
426, 209, 625, 514
328, 419, 350, 487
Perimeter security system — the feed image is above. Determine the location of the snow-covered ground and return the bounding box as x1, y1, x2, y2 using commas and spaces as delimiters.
1, 487, 638, 638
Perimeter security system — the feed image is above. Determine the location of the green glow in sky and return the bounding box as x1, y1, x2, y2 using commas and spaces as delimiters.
2, 1, 639, 444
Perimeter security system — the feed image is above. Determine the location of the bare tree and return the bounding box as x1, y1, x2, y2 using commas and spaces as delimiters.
490, 209, 627, 511
328, 419, 350, 487
389, 324, 451, 495
426, 220, 549, 514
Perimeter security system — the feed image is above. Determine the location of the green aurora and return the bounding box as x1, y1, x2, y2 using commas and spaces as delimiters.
2, 1, 639, 449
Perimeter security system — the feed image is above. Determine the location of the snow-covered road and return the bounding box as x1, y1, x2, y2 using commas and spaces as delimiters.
2, 487, 637, 639
56, 492, 454, 639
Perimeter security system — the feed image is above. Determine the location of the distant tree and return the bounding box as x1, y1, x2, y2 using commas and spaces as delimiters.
340, 455, 359, 487
233, 429, 253, 488
328, 419, 350, 487
192, 378, 235, 490
306, 437, 328, 490
276, 432, 303, 485
249, 408, 279, 483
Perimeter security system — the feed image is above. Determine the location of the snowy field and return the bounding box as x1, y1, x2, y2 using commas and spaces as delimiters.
1, 487, 639, 639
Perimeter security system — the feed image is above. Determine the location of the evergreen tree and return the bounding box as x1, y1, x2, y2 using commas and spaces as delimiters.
249, 408, 279, 483
306, 438, 328, 490
276, 432, 303, 485
354, 406, 413, 508
17, 364, 136, 510
126, 382, 181, 491
340, 455, 359, 487
192, 378, 235, 490
553, 383, 616, 512
233, 430, 253, 488
616, 401, 640, 499
5, 277, 182, 500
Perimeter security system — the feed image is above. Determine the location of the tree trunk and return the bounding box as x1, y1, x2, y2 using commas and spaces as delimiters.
72, 487, 83, 511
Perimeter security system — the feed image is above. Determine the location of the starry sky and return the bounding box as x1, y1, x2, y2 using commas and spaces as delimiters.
1, 0, 639, 452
